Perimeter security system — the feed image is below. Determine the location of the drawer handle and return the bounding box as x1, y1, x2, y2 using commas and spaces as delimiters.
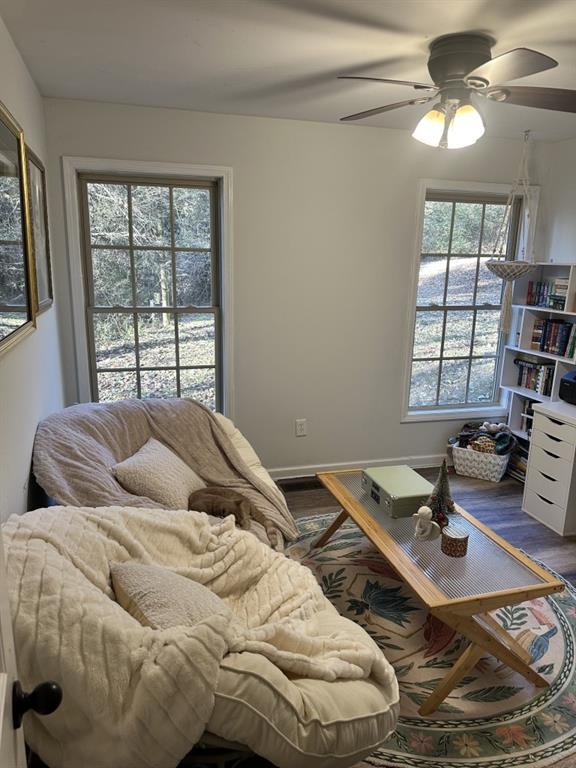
543, 449, 561, 459
539, 471, 557, 483
546, 417, 564, 426
536, 493, 554, 505
544, 433, 561, 442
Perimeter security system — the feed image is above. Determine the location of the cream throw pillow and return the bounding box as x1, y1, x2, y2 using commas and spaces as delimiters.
111, 562, 231, 629
112, 437, 206, 509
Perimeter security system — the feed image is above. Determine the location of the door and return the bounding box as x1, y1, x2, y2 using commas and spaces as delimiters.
0, 529, 26, 768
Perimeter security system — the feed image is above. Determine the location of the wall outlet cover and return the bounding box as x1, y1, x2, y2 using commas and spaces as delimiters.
295, 418, 307, 437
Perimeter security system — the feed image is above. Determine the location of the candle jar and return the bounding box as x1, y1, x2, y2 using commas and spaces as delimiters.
441, 523, 469, 557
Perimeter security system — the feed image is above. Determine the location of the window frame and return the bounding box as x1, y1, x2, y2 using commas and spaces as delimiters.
62, 157, 234, 417
78, 172, 222, 407
402, 180, 520, 423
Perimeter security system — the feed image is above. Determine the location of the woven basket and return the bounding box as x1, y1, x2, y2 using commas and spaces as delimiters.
452, 442, 510, 483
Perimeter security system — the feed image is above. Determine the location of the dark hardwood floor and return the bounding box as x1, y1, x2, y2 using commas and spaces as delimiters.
280, 468, 576, 584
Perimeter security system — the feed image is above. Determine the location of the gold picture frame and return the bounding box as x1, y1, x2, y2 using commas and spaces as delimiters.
27, 146, 53, 313
0, 100, 36, 355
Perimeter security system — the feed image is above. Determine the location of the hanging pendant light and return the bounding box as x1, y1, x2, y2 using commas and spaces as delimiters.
486, 131, 536, 332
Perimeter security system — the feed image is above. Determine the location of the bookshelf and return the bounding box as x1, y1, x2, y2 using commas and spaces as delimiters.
501, 263, 576, 477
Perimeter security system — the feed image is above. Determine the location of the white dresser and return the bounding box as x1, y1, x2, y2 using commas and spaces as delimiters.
523, 401, 576, 535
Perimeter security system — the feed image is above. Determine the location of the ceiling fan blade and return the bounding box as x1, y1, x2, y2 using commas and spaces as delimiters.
338, 75, 437, 91
340, 98, 432, 122
466, 48, 557, 85
487, 86, 576, 113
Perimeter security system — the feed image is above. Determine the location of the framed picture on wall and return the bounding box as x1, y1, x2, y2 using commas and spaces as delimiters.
27, 146, 53, 312
0, 102, 37, 355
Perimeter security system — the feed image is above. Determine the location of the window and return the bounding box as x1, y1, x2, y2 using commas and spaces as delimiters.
407, 190, 520, 413
79, 175, 221, 409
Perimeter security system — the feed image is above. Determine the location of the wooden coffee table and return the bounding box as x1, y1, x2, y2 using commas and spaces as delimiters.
314, 470, 564, 716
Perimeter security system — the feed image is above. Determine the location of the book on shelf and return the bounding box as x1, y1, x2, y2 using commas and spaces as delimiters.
507, 440, 530, 483
519, 398, 537, 438
530, 318, 576, 357
513, 357, 554, 396
526, 278, 569, 310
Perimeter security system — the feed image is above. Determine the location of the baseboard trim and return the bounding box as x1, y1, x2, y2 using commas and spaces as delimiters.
269, 453, 448, 480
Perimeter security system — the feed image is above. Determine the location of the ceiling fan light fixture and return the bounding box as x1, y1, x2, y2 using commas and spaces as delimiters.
412, 100, 484, 149
411, 105, 446, 147
446, 102, 485, 148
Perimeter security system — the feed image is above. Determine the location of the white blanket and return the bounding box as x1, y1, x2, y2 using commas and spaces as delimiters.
4, 506, 396, 768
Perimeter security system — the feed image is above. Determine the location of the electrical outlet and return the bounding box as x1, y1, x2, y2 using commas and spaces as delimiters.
295, 418, 307, 437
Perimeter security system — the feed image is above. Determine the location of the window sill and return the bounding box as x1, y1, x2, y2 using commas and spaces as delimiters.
402, 406, 508, 424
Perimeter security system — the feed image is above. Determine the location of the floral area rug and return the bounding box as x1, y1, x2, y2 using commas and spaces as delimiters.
287, 513, 576, 768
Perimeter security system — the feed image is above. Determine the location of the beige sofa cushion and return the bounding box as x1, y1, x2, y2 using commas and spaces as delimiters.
214, 413, 277, 492
111, 562, 231, 629
112, 437, 206, 510
207, 608, 399, 768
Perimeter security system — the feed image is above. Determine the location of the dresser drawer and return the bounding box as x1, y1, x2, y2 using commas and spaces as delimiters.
529, 445, 572, 485
533, 413, 576, 445
526, 466, 568, 507
532, 428, 575, 461
523, 488, 567, 534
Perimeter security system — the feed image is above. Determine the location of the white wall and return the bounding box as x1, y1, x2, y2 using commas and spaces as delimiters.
0, 18, 64, 520
44, 99, 539, 475
537, 137, 576, 263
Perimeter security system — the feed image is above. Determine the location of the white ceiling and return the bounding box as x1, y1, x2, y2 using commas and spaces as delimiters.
3, 0, 576, 141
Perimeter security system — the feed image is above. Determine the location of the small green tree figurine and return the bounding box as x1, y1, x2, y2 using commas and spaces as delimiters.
425, 459, 455, 529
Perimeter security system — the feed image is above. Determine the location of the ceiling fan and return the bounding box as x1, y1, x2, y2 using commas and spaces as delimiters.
339, 33, 576, 148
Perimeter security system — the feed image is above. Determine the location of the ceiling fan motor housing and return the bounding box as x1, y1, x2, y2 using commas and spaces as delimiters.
427, 33, 494, 86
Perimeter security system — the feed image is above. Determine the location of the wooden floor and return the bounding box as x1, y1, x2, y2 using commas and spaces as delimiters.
280, 468, 576, 584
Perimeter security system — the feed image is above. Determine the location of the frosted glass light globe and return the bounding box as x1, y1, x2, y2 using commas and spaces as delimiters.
412, 108, 445, 147
447, 104, 485, 149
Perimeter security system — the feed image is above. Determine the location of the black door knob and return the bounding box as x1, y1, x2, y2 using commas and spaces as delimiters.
12, 680, 62, 729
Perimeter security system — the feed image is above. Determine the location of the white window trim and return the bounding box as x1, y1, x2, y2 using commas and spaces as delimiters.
62, 156, 235, 418
401, 178, 515, 424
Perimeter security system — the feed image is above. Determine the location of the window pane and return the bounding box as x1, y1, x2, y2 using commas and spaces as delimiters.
409, 193, 511, 412
92, 249, 132, 306
439, 359, 468, 404
97, 371, 138, 402
0, 244, 24, 304
476, 257, 504, 305
87, 183, 129, 245
176, 251, 212, 306
413, 311, 443, 359
451, 202, 482, 254
173, 187, 211, 248
421, 201, 451, 254
180, 368, 216, 410
0, 312, 26, 338
131, 185, 171, 246
137, 312, 176, 367
0, 176, 22, 240
473, 309, 501, 356
140, 369, 178, 399
179, 313, 215, 366
468, 358, 497, 402
446, 257, 477, 305
416, 256, 447, 306
444, 310, 473, 357
409, 360, 439, 407
93, 313, 136, 367
83, 179, 220, 408
481, 204, 508, 254
134, 250, 173, 307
